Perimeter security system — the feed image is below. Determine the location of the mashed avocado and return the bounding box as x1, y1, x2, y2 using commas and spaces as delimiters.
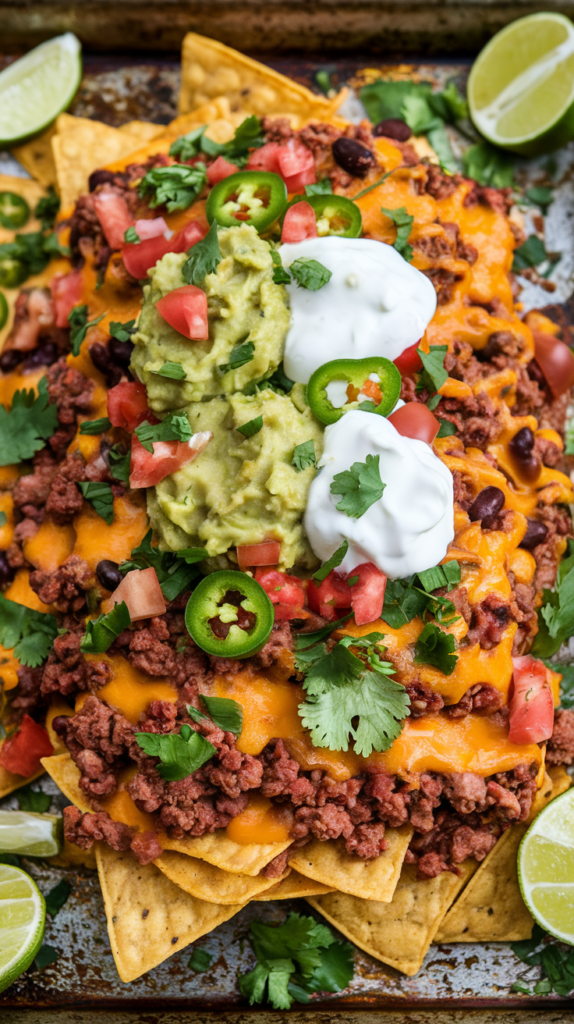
131, 224, 290, 411
148, 388, 324, 570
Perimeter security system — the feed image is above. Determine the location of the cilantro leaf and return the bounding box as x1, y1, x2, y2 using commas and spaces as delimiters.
427, 124, 459, 174
237, 415, 263, 438
310, 939, 354, 993
135, 723, 216, 780
524, 186, 554, 213
79, 417, 111, 435
17, 784, 51, 813
381, 206, 414, 261
305, 179, 333, 196
80, 602, 131, 654
0, 511, 5, 528
219, 341, 255, 375
124, 226, 140, 243
360, 80, 430, 123
261, 363, 294, 395
0, 230, 68, 288
417, 561, 460, 592
68, 305, 106, 356
270, 249, 291, 285
156, 361, 186, 380
138, 164, 207, 212
199, 695, 243, 734
182, 221, 221, 286
107, 443, 130, 484
512, 234, 558, 274
548, 663, 574, 709
414, 621, 458, 675
109, 319, 137, 343
294, 613, 353, 652
35, 187, 60, 231
313, 540, 349, 583
416, 344, 448, 395
299, 639, 409, 756
135, 412, 192, 453
188, 948, 212, 972
291, 440, 316, 472
169, 125, 208, 161
45, 879, 72, 918
34, 944, 59, 971
120, 529, 204, 600
330, 454, 385, 519
290, 258, 332, 291
0, 376, 58, 466
173, 116, 264, 166
437, 417, 456, 437
78, 481, 114, 525
0, 592, 58, 667
382, 577, 428, 628
401, 93, 442, 135
462, 141, 515, 188
533, 540, 574, 657
430, 81, 469, 123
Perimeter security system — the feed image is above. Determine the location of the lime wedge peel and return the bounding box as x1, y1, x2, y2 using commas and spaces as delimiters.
0, 33, 81, 147
518, 787, 574, 944
0, 864, 45, 994
468, 13, 574, 155
0, 811, 61, 858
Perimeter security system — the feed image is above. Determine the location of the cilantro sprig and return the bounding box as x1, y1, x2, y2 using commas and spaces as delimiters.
382, 561, 461, 628
182, 221, 221, 286
239, 912, 354, 1010
138, 164, 207, 213
381, 206, 414, 261
77, 481, 114, 525
155, 361, 187, 381
34, 187, 60, 231
313, 540, 349, 583
219, 341, 255, 375
414, 621, 458, 675
511, 924, 574, 997
416, 344, 448, 410
135, 412, 192, 453
532, 540, 574, 658
135, 723, 216, 781
187, 695, 243, 735
0, 377, 58, 466
109, 319, 137, 343
170, 116, 264, 167
0, 593, 58, 668
0, 230, 69, 289
120, 530, 206, 601
68, 305, 106, 357
291, 440, 316, 472
330, 454, 385, 519
80, 602, 131, 654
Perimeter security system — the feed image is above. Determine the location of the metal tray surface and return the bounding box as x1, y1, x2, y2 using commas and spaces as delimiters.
0, 52, 573, 1012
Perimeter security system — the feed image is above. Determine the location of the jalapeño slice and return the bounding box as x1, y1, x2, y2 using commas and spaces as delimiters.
185, 570, 274, 658
0, 192, 30, 230
206, 171, 287, 232
307, 357, 402, 425
287, 194, 362, 238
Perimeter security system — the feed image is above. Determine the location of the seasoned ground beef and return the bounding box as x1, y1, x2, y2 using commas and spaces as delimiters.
44, 451, 87, 524
30, 555, 92, 613
532, 504, 573, 589
41, 631, 111, 697
46, 358, 94, 455
63, 805, 161, 865
547, 708, 574, 765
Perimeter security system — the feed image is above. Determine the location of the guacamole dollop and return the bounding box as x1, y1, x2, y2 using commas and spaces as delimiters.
131, 223, 290, 411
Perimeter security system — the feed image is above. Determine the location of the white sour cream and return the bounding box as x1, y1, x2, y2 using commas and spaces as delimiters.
279, 236, 437, 384
304, 410, 454, 578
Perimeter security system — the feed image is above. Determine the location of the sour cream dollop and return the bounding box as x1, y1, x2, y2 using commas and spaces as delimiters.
279, 236, 437, 384
304, 410, 454, 578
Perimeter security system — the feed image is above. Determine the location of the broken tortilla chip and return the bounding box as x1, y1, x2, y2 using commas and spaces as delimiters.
161, 830, 291, 877
0, 763, 44, 800
435, 768, 572, 944
52, 116, 145, 210
254, 870, 335, 900
155, 849, 285, 904
309, 860, 476, 977
12, 124, 58, 188
120, 121, 165, 143
289, 825, 413, 902
96, 845, 243, 982
179, 32, 345, 121
41, 753, 90, 811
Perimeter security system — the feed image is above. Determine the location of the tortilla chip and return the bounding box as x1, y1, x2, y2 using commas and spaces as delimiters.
179, 33, 345, 121
155, 849, 284, 904
0, 764, 44, 800
254, 870, 335, 900
309, 860, 477, 976
49, 838, 97, 871
435, 768, 572, 944
12, 125, 58, 188
289, 825, 413, 902
41, 753, 90, 810
162, 830, 291, 877
120, 121, 165, 143
52, 116, 145, 210
96, 845, 243, 982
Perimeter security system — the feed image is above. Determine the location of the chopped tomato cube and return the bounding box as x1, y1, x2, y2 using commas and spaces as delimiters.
50, 270, 83, 328
93, 191, 134, 250
0, 714, 53, 777
276, 139, 315, 179
255, 568, 306, 618
237, 541, 281, 568
281, 201, 318, 244
307, 570, 351, 621
246, 142, 282, 174
155, 285, 209, 341
393, 342, 423, 376
134, 216, 170, 240
104, 567, 166, 621
508, 655, 554, 744
388, 402, 440, 444
348, 562, 386, 626
122, 220, 205, 279
207, 157, 240, 185
107, 381, 155, 432
129, 431, 212, 488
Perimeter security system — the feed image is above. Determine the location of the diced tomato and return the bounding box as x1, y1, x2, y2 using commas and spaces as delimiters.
122, 220, 205, 279
155, 285, 209, 341
134, 216, 170, 240
172, 220, 206, 252
349, 562, 386, 626
508, 655, 555, 745
105, 567, 166, 621
93, 191, 134, 250
246, 142, 281, 174
532, 329, 574, 399
276, 139, 315, 179
129, 431, 212, 488
283, 166, 317, 193
237, 541, 281, 568
307, 570, 352, 621
255, 568, 305, 607
281, 202, 318, 244
51, 270, 83, 328
394, 342, 423, 376
107, 381, 156, 432
207, 156, 240, 185
388, 402, 440, 444
0, 714, 53, 777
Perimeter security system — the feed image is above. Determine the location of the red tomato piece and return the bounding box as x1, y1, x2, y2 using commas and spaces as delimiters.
155, 285, 209, 341
276, 139, 315, 179
50, 270, 83, 329
246, 142, 281, 174
255, 568, 306, 615
0, 714, 53, 777
394, 341, 423, 376
533, 329, 574, 398
122, 220, 205, 279
283, 166, 317, 193
281, 202, 318, 244
388, 402, 440, 444
93, 191, 134, 250
348, 562, 387, 626
171, 220, 206, 252
237, 541, 281, 568
508, 655, 555, 744
134, 216, 170, 240
207, 156, 240, 185
307, 570, 352, 621
107, 381, 155, 432
105, 567, 167, 622
129, 431, 212, 488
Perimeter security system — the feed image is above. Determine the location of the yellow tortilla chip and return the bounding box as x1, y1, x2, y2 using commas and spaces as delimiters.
309, 860, 477, 976
96, 845, 243, 982
289, 825, 413, 902
12, 125, 58, 188
435, 769, 572, 944
179, 33, 345, 121
41, 753, 89, 810
0, 764, 44, 800
52, 116, 146, 210
161, 830, 291, 877
49, 838, 97, 871
155, 849, 284, 904
120, 121, 165, 143
254, 870, 335, 900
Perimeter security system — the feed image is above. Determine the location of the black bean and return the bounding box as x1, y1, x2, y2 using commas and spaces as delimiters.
332, 138, 377, 178
96, 559, 122, 591
23, 342, 58, 371
51, 716, 70, 738
520, 518, 549, 550
88, 169, 117, 192
109, 336, 134, 368
373, 118, 412, 142
0, 552, 15, 587
89, 342, 123, 388
509, 426, 535, 459
0, 349, 22, 373
468, 486, 505, 523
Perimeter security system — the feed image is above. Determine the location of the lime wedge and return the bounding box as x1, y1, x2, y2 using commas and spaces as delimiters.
518, 787, 574, 943
0, 864, 45, 993
468, 13, 574, 155
0, 811, 61, 858
0, 33, 81, 146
